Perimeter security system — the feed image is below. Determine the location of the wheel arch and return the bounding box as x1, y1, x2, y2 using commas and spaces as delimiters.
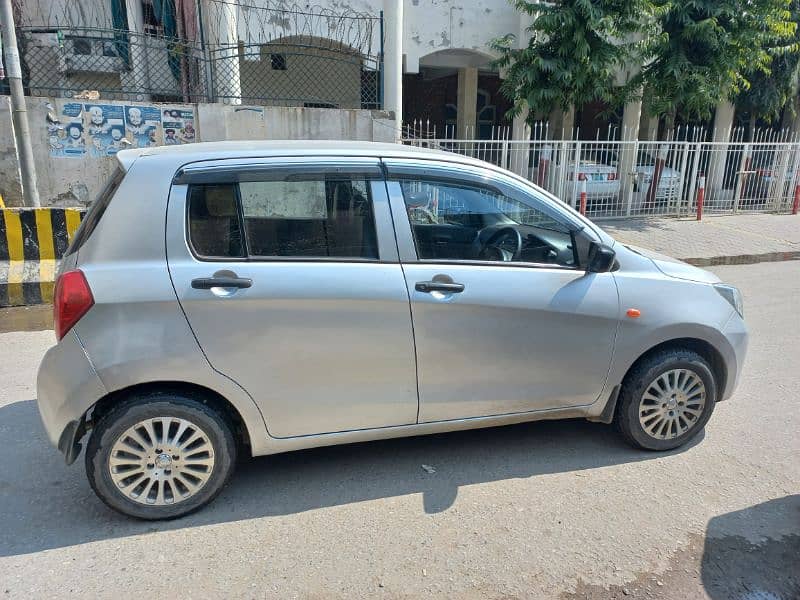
87, 381, 253, 457
619, 337, 728, 401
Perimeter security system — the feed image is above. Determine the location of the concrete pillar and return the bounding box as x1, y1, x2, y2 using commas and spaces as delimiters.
509, 106, 531, 176
707, 100, 735, 197
619, 96, 642, 210
456, 67, 478, 138
508, 10, 534, 174
639, 111, 658, 141
123, 1, 151, 102
383, 0, 403, 141
203, 0, 241, 104
550, 106, 575, 139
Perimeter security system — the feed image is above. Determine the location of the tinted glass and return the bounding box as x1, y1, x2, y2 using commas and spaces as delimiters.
187, 184, 245, 258
65, 165, 124, 256
239, 175, 378, 259
400, 179, 576, 267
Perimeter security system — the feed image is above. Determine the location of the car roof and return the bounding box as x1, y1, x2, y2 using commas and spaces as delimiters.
115, 140, 483, 171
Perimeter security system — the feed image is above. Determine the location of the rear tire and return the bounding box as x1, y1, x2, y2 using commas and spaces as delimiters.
615, 349, 717, 451
85, 391, 237, 520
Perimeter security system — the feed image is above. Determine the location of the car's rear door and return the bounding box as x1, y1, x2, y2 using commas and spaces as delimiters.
384, 159, 620, 422
166, 157, 418, 438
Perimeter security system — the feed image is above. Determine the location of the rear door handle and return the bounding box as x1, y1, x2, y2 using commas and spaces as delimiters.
415, 281, 465, 294
192, 277, 252, 289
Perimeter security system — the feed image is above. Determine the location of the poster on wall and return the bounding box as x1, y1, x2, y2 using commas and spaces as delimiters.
48, 103, 86, 158
161, 107, 196, 145
85, 104, 126, 156
125, 105, 161, 148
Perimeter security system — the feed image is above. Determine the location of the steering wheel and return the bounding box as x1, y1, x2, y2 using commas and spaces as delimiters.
479, 226, 523, 262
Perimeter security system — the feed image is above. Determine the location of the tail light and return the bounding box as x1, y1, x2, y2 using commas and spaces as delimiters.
757, 169, 773, 177
607, 172, 618, 181
577, 172, 587, 181
54, 270, 94, 341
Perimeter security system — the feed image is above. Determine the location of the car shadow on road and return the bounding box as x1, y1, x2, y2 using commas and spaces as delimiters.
0, 398, 701, 557
700, 494, 800, 599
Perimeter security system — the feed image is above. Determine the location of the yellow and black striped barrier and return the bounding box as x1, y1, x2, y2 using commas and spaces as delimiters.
1, 208, 86, 307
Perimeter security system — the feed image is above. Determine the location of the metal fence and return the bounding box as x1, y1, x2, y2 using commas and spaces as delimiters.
16, 2, 383, 109
403, 129, 800, 219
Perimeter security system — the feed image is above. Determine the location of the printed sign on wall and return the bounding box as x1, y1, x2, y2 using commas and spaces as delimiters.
48, 103, 86, 158
162, 107, 196, 145
125, 105, 161, 148
85, 104, 126, 156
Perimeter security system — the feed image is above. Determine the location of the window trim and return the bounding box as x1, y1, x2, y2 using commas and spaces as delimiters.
185, 173, 383, 263
391, 174, 582, 271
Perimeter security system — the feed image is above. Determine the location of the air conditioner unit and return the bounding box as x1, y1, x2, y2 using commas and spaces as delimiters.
58, 37, 127, 74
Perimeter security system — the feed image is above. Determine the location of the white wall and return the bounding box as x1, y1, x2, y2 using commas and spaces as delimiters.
404, 0, 519, 72
0, 96, 394, 207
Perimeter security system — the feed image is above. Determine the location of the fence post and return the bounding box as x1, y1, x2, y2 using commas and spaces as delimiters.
686, 142, 703, 217
732, 142, 751, 213
537, 145, 551, 187
675, 141, 689, 215
696, 174, 705, 221
579, 174, 587, 215
500, 139, 509, 172
571, 140, 582, 210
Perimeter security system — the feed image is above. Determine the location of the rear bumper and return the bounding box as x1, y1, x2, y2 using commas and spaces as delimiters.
36, 331, 106, 460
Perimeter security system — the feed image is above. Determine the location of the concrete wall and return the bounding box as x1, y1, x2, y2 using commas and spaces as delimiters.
239, 39, 363, 108
0, 95, 394, 208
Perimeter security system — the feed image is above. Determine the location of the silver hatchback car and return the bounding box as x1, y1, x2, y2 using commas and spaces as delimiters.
37, 141, 748, 519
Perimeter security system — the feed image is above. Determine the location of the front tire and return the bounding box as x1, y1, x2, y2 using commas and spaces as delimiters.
85, 392, 237, 520
615, 349, 717, 451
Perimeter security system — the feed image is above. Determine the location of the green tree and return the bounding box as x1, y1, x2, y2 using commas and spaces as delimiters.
491, 0, 652, 127
736, 0, 800, 135
641, 0, 796, 136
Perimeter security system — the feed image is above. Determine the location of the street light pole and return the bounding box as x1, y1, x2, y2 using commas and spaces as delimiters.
0, 0, 40, 207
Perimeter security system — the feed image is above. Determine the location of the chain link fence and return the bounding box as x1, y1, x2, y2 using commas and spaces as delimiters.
16, 2, 383, 109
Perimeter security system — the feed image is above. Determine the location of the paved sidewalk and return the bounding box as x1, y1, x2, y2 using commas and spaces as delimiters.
600, 213, 800, 264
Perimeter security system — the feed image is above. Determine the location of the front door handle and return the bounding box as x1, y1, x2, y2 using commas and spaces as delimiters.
192, 277, 253, 289
415, 281, 465, 294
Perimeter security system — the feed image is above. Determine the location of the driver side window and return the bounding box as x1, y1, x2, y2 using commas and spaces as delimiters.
398, 178, 577, 267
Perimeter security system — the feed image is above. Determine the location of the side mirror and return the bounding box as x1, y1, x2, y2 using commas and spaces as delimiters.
586, 241, 616, 273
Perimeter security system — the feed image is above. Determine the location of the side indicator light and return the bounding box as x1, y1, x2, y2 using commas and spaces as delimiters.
626, 308, 641, 319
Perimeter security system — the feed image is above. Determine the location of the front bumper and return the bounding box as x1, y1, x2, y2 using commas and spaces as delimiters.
36, 331, 106, 462
720, 312, 749, 401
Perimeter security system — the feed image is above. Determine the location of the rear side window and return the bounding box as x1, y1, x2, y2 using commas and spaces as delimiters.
65, 166, 124, 256
187, 184, 245, 258
186, 173, 378, 260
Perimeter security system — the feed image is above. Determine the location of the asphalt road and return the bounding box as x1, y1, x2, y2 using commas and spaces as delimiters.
0, 262, 798, 599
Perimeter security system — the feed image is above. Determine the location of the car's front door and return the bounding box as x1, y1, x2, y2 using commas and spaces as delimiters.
167, 158, 418, 438
384, 159, 620, 423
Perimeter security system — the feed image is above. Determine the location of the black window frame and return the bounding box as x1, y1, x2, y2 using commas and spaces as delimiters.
185, 167, 383, 263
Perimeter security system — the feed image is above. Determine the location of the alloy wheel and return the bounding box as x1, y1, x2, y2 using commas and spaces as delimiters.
638, 368, 707, 440
107, 417, 215, 505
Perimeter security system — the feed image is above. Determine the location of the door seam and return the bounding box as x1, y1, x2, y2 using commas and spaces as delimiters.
381, 166, 422, 424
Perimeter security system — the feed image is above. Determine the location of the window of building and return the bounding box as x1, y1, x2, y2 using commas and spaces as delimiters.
270, 53, 287, 70
141, 0, 163, 36
72, 38, 93, 55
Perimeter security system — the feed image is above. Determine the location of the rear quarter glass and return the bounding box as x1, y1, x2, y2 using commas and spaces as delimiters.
65, 166, 125, 257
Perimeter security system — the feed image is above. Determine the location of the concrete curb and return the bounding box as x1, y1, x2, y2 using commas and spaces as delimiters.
1, 207, 85, 307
